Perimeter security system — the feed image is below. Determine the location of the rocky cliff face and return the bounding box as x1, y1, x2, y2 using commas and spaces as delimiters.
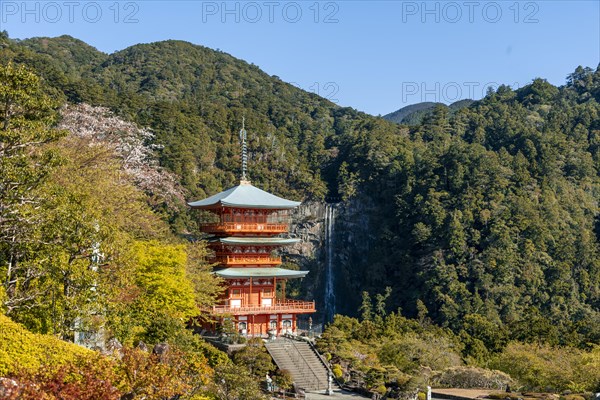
286, 201, 327, 312
288, 202, 328, 266
284, 197, 376, 322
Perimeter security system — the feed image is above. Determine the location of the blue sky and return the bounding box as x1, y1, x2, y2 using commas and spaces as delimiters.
2, 0, 599, 115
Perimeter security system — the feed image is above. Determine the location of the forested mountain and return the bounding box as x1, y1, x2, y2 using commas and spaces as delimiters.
2, 34, 347, 203
353, 76, 600, 349
384, 101, 443, 123
384, 99, 474, 125
2, 31, 600, 363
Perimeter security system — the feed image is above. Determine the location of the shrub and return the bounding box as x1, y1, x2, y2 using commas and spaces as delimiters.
373, 385, 387, 396
562, 396, 586, 400
490, 342, 600, 392
0, 314, 91, 375
3, 355, 120, 400
0, 315, 216, 399
376, 385, 388, 395
378, 332, 462, 373
274, 369, 294, 390
332, 364, 344, 379
488, 393, 522, 400
0, 286, 6, 314
431, 366, 513, 390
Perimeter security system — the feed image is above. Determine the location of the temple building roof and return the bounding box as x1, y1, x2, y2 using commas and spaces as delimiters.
214, 267, 309, 279
212, 237, 300, 246
188, 180, 301, 210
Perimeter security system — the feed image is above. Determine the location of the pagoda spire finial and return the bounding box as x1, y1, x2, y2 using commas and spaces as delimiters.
239, 117, 250, 184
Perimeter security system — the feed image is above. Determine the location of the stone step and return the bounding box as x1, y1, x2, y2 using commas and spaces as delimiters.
266, 339, 332, 391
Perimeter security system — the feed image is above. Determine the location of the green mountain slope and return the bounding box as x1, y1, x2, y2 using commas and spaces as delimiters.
19, 35, 107, 72
383, 101, 443, 123
347, 73, 600, 347
1, 34, 375, 221
384, 99, 474, 125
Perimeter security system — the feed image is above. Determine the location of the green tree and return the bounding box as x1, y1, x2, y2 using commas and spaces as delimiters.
0, 63, 64, 317
359, 291, 372, 322
109, 240, 199, 345
338, 161, 360, 200
374, 287, 392, 318
211, 363, 267, 400
232, 337, 275, 379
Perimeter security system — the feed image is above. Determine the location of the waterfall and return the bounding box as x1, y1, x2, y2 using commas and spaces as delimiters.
324, 203, 336, 323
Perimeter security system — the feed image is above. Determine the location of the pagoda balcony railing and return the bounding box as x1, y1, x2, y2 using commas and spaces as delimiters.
201, 222, 288, 234
207, 300, 316, 316
214, 255, 282, 266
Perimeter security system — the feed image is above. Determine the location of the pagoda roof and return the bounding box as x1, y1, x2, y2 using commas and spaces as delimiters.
212, 237, 300, 246
214, 267, 308, 279
188, 181, 301, 210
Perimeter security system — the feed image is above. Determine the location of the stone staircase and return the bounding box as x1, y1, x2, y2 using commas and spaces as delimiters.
265, 338, 331, 392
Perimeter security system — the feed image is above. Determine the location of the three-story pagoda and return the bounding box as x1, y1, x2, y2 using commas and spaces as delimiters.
189, 122, 315, 337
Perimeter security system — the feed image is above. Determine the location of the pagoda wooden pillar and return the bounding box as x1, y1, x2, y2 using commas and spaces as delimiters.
249, 278, 253, 337
249, 278, 252, 306
277, 313, 281, 336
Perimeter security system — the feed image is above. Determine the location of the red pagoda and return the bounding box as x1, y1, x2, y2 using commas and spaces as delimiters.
189, 121, 315, 337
